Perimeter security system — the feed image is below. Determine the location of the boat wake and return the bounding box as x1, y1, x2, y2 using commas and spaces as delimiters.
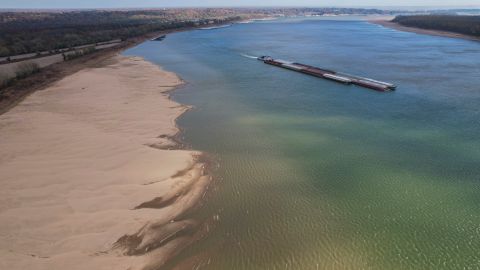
199, 24, 231, 30
240, 54, 258, 59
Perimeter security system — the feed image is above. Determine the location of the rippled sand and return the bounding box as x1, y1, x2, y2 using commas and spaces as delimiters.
0, 56, 211, 270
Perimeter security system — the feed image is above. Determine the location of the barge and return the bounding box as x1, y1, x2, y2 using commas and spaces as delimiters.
258, 56, 396, 92
151, 35, 166, 41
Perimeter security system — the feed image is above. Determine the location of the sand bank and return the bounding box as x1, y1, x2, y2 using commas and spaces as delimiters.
371, 20, 480, 42
0, 55, 211, 270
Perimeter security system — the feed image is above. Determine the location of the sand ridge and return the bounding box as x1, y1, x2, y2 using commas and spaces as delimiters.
0, 55, 211, 270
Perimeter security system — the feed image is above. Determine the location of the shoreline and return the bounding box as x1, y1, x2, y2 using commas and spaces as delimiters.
370, 20, 480, 42
0, 55, 213, 269
0, 19, 246, 116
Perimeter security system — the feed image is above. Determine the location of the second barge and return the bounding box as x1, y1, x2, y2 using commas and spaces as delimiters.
258, 56, 396, 92
151, 35, 166, 41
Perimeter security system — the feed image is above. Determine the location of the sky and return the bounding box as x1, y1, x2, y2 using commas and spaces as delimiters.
0, 0, 479, 9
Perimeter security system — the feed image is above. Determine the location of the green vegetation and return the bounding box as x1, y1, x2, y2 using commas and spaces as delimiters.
393, 15, 480, 37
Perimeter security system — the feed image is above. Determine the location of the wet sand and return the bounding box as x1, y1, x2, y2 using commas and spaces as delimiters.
0, 55, 211, 270
371, 20, 480, 42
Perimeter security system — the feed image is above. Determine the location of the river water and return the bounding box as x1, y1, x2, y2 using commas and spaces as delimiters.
125, 17, 480, 269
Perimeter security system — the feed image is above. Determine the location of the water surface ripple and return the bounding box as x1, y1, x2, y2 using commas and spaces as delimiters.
125, 18, 480, 269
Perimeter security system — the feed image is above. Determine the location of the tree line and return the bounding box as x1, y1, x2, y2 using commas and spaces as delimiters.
392, 15, 480, 37
0, 10, 245, 57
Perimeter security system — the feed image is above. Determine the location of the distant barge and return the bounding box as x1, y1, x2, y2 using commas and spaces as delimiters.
258, 56, 396, 92
151, 35, 166, 41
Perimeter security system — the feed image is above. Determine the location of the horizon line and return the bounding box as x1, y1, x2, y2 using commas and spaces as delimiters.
1, 5, 480, 11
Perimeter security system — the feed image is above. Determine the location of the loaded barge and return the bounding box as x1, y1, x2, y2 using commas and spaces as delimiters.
258, 56, 396, 92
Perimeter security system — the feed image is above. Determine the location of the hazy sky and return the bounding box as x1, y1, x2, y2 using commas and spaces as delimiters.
1, 0, 479, 9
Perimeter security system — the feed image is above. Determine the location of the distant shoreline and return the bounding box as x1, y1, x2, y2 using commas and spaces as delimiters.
370, 20, 480, 42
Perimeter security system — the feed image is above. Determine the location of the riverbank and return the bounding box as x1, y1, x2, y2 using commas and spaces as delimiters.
0, 37, 142, 115
0, 55, 212, 270
371, 20, 480, 42
0, 18, 248, 116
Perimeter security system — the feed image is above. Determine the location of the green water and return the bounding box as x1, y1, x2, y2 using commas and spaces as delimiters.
125, 18, 480, 269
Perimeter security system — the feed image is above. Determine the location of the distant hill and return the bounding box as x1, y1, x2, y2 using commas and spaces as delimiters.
392, 15, 480, 37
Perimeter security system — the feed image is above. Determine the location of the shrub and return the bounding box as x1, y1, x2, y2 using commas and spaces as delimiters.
0, 72, 15, 89
15, 62, 40, 79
